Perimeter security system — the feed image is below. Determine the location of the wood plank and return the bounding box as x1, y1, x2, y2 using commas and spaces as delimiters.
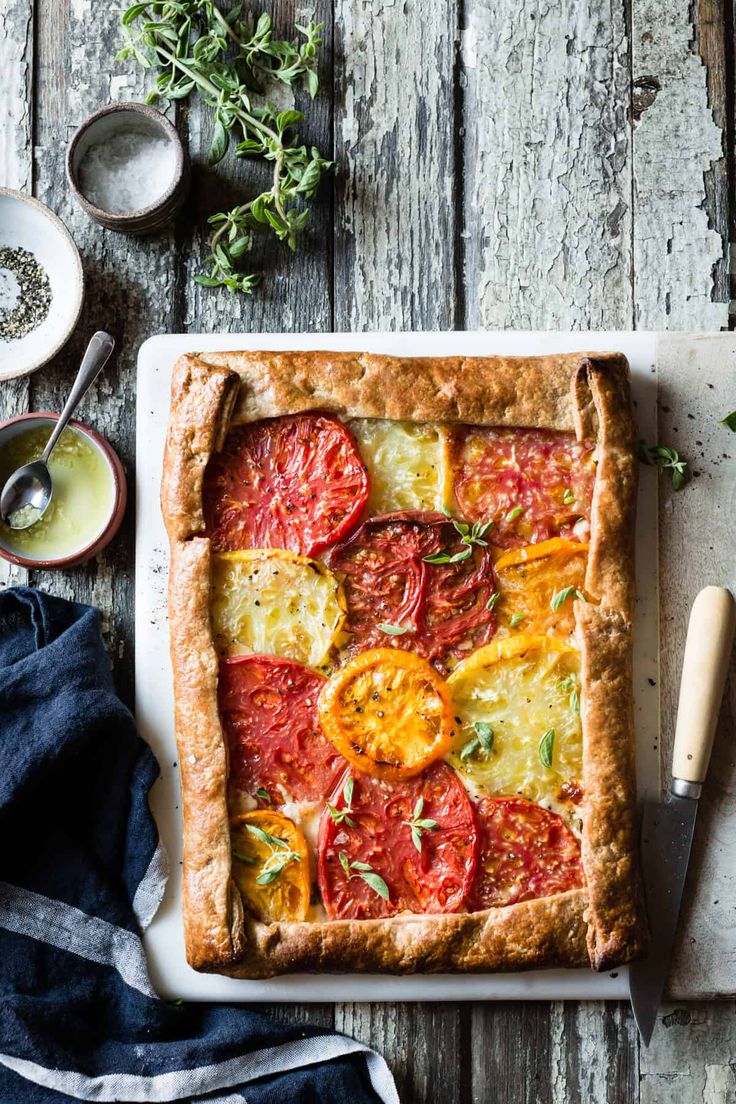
549, 1001, 638, 1102
182, 0, 333, 333
0, 0, 34, 589
332, 0, 459, 329
640, 1002, 736, 1102
29, 0, 183, 701
338, 1002, 467, 1104
631, 0, 729, 329
461, 0, 633, 329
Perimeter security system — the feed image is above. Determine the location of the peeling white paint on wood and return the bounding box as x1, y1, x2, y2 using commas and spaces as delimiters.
632, 2, 728, 330
462, 0, 633, 330
333, 0, 458, 329
0, 1, 33, 193
641, 1002, 736, 1103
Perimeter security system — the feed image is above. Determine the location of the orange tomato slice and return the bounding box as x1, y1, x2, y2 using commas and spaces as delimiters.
494, 538, 589, 638
318, 648, 455, 780
230, 810, 310, 923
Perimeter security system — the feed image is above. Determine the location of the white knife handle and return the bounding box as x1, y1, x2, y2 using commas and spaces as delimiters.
672, 586, 736, 792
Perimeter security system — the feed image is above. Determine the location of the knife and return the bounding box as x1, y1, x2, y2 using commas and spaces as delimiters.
630, 585, 736, 1045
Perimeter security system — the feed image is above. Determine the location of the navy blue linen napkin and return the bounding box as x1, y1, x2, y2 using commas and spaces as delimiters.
0, 587, 398, 1104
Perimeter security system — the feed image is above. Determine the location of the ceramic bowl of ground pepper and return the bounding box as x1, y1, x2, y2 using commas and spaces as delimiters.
0, 189, 84, 382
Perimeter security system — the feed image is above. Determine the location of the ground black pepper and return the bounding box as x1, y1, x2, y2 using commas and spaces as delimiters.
0, 246, 52, 341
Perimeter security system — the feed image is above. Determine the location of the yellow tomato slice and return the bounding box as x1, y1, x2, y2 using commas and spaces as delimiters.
447, 634, 583, 818
318, 648, 455, 780
230, 810, 310, 923
494, 539, 589, 639
210, 548, 345, 668
348, 418, 452, 514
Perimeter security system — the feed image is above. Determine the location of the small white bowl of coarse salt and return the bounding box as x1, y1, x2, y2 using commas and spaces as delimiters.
66, 102, 189, 235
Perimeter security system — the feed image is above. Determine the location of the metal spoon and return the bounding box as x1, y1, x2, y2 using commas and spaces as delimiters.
0, 331, 115, 530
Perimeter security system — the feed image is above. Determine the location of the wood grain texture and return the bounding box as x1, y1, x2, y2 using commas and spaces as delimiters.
632, 0, 729, 329
333, 0, 459, 329
26, 0, 183, 700
461, 0, 633, 329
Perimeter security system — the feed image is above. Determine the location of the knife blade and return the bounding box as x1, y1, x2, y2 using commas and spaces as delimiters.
629, 586, 736, 1045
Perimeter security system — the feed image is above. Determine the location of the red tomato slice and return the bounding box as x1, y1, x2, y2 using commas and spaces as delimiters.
317, 762, 479, 919
469, 795, 584, 910
218, 655, 346, 803
451, 427, 596, 549
203, 413, 370, 556
327, 511, 498, 670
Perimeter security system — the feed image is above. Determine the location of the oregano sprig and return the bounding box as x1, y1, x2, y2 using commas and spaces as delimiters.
338, 851, 390, 901
423, 510, 492, 565
117, 1, 333, 293
639, 442, 688, 491
327, 775, 357, 828
402, 797, 439, 852
244, 823, 301, 884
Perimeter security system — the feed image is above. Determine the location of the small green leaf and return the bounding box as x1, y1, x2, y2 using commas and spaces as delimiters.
486, 592, 501, 611
473, 721, 494, 752
509, 612, 525, 628
232, 850, 257, 865
460, 737, 480, 761
255, 788, 270, 802
538, 728, 555, 769
505, 506, 523, 523
343, 775, 354, 807
722, 411, 736, 432
550, 586, 586, 612
359, 870, 390, 900
208, 119, 229, 166
562, 488, 576, 505
338, 850, 351, 877
377, 622, 410, 636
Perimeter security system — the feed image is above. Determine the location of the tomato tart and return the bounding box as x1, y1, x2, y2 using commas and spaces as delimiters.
161, 348, 646, 978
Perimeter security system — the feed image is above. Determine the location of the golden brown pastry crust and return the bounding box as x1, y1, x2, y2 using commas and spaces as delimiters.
162, 348, 646, 977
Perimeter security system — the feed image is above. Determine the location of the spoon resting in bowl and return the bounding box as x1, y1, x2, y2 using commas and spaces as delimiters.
0, 331, 115, 529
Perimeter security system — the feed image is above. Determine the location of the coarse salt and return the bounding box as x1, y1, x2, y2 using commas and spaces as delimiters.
78, 129, 176, 214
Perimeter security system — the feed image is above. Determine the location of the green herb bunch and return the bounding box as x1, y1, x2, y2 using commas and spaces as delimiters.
118, 1, 333, 293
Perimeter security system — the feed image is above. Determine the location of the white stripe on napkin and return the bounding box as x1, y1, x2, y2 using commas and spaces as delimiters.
131, 842, 169, 930
0, 1034, 399, 1103
0, 881, 156, 999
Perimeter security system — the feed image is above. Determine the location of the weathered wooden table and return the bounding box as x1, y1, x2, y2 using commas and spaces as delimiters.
2, 1, 735, 1099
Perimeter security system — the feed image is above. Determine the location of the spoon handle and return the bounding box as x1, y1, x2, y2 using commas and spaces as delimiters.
41, 331, 116, 463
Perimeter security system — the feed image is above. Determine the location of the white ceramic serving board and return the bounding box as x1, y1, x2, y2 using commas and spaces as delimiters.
136, 331, 660, 1001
